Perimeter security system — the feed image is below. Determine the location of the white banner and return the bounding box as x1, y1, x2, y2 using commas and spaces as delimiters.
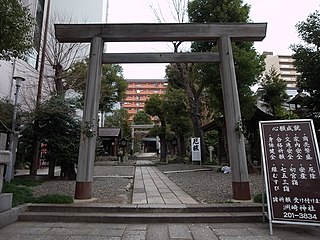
191, 137, 201, 161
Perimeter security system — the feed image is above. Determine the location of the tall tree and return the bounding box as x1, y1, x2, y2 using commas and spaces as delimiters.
258, 67, 289, 118
164, 87, 192, 158
145, 94, 167, 162
65, 61, 128, 113
20, 96, 80, 179
0, 0, 34, 60
186, 0, 264, 163
133, 110, 153, 125
291, 10, 320, 127
104, 108, 131, 140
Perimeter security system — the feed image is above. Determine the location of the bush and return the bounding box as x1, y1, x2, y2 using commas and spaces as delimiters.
3, 183, 33, 207
32, 194, 74, 204
253, 192, 267, 203
10, 178, 43, 187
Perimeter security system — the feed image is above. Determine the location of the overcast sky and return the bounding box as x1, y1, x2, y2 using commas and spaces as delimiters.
105, 0, 320, 79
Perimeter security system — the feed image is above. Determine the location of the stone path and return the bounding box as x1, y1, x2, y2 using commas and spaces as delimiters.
132, 165, 197, 205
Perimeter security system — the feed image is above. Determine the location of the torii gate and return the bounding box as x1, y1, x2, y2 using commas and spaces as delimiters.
55, 23, 267, 200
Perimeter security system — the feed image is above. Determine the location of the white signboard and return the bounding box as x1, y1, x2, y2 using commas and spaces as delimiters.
191, 137, 201, 161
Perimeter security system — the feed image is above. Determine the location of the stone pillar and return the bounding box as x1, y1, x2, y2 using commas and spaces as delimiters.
218, 36, 250, 200
75, 37, 104, 199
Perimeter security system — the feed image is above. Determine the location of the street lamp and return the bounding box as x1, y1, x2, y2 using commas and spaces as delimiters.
5, 76, 25, 182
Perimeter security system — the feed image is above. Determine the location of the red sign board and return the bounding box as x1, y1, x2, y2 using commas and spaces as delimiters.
259, 119, 320, 225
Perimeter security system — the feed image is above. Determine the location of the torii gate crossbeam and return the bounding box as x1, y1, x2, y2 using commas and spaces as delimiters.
55, 23, 267, 201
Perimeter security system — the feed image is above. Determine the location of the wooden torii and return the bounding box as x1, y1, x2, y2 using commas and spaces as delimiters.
55, 23, 267, 200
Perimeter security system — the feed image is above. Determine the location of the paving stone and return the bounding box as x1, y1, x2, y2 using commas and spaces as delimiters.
121, 230, 146, 240
146, 224, 169, 240
188, 224, 219, 240
168, 224, 192, 239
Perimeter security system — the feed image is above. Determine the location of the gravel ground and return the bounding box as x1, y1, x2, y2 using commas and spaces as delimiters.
31, 165, 135, 204
30, 162, 263, 204
157, 164, 263, 203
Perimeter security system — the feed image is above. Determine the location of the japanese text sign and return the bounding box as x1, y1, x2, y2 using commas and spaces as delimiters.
259, 119, 320, 225
191, 137, 201, 161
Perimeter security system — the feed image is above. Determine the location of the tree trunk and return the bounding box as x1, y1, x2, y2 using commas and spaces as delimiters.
53, 63, 65, 97
175, 63, 207, 163
48, 158, 55, 178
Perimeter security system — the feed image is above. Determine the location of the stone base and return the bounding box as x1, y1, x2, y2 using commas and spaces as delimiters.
0, 193, 12, 213
0, 194, 26, 229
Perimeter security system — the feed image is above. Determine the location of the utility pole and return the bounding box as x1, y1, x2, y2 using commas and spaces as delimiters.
30, 0, 51, 175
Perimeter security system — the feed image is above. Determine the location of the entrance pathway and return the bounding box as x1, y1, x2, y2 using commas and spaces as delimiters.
132, 162, 197, 205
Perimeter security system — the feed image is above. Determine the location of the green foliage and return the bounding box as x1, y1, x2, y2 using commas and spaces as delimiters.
105, 108, 131, 140
164, 88, 192, 133
19, 96, 80, 178
258, 67, 289, 118
291, 10, 320, 127
10, 178, 43, 187
3, 182, 33, 207
0, 97, 13, 133
65, 60, 128, 112
32, 194, 74, 204
3, 180, 73, 206
133, 110, 153, 125
0, 0, 35, 60
253, 192, 267, 203
187, 0, 265, 121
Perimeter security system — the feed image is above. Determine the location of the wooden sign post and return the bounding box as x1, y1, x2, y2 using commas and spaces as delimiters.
259, 119, 320, 235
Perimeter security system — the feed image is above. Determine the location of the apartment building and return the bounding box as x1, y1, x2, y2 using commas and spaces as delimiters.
122, 79, 168, 117
263, 52, 301, 98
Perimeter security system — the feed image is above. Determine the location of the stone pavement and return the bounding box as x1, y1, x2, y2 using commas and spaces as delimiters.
1, 158, 320, 239
132, 165, 198, 204
1, 221, 320, 240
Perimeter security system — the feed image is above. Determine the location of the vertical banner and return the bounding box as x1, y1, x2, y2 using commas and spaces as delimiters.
259, 119, 320, 226
191, 137, 201, 161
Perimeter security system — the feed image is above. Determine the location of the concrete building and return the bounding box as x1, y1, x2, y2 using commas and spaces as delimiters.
122, 79, 168, 118
263, 52, 301, 98
0, 0, 109, 109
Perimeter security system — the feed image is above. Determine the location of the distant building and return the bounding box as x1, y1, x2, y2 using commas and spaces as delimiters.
263, 52, 301, 99
122, 79, 168, 119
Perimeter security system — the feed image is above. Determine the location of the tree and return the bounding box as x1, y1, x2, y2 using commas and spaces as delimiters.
133, 110, 153, 125
104, 108, 131, 140
20, 96, 80, 179
0, 0, 34, 60
0, 98, 14, 133
65, 61, 128, 113
44, 15, 88, 97
145, 94, 167, 162
163, 87, 192, 158
291, 10, 320, 127
258, 67, 289, 118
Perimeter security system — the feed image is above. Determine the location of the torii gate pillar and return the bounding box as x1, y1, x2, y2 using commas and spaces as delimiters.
75, 36, 104, 199
219, 36, 250, 200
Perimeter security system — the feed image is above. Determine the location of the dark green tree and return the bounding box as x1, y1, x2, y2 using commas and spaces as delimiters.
19, 96, 80, 179
0, 0, 34, 60
133, 110, 153, 125
291, 10, 320, 127
188, 0, 264, 121
258, 67, 289, 118
104, 108, 131, 140
65, 61, 128, 112
0, 98, 14, 133
145, 94, 167, 162
163, 87, 192, 158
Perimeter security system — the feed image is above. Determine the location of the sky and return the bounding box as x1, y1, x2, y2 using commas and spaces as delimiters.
106, 0, 320, 79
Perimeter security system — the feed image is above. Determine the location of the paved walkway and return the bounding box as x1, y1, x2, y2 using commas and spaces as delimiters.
132, 164, 197, 205
1, 221, 319, 240
2, 158, 320, 239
